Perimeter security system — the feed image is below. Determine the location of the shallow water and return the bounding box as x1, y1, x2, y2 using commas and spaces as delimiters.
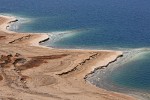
110, 52, 150, 91
87, 50, 150, 93
0, 0, 150, 94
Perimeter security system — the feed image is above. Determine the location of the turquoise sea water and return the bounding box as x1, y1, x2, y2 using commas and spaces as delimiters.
0, 0, 150, 94
110, 51, 150, 91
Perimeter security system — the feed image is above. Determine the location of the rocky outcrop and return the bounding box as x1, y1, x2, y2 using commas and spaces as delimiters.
0, 36, 6, 40
57, 53, 99, 76
0, 53, 28, 89
8, 19, 18, 23
0, 75, 3, 81
9, 35, 32, 44
84, 54, 123, 80
39, 37, 49, 43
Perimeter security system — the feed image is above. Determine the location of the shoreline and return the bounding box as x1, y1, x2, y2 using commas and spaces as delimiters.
0, 14, 129, 52
87, 49, 150, 100
0, 15, 138, 100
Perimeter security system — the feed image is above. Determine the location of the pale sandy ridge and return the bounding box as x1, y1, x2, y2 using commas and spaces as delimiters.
0, 15, 138, 100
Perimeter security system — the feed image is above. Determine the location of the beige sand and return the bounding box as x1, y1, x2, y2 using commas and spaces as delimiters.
0, 16, 137, 100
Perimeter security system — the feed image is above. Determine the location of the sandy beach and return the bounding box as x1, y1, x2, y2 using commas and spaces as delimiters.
0, 15, 137, 100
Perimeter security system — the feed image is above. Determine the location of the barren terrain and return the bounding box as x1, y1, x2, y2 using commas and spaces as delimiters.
0, 16, 137, 100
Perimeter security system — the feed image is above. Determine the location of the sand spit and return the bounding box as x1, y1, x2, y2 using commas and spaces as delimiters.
0, 15, 137, 100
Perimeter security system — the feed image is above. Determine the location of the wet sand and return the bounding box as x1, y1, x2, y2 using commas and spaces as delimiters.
0, 15, 137, 100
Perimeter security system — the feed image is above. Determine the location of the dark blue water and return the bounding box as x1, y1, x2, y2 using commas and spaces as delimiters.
0, 0, 150, 93
1, 0, 150, 48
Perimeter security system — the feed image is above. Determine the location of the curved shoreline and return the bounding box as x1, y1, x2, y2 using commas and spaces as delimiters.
0, 15, 139, 100
87, 49, 150, 100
